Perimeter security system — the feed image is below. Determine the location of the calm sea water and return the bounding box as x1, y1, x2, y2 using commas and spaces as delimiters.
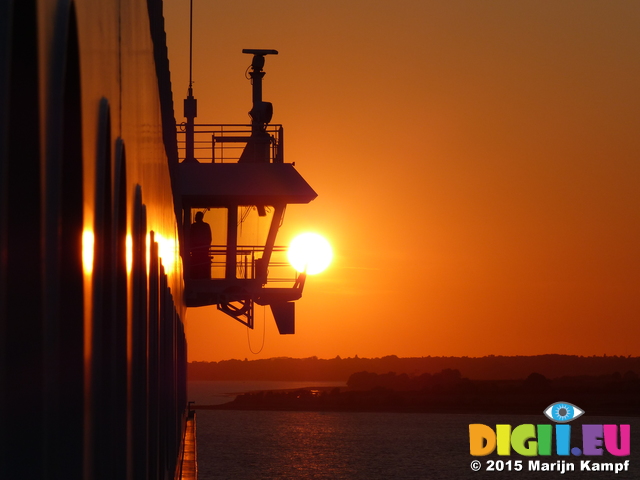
190, 382, 639, 480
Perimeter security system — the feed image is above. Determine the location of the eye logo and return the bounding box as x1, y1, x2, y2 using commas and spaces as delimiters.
543, 402, 584, 423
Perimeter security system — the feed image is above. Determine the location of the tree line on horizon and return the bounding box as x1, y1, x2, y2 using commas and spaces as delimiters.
345, 368, 640, 393
214, 367, 640, 415
188, 354, 640, 382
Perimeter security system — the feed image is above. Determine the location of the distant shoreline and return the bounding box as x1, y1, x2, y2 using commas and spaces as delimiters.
188, 354, 640, 383
192, 382, 640, 417
187, 357, 640, 416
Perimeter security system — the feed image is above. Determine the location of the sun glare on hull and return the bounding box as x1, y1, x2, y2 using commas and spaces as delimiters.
287, 232, 333, 275
82, 229, 95, 275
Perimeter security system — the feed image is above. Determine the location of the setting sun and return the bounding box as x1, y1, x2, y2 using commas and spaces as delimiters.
287, 232, 333, 275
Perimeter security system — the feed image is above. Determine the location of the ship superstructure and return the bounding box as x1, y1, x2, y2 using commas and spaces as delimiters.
1, 1, 317, 479
176, 49, 317, 334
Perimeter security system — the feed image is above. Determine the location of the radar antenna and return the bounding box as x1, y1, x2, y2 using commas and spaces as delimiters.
238, 49, 278, 163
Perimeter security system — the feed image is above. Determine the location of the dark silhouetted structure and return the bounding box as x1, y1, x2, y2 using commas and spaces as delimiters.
176, 50, 317, 334
1, 1, 188, 479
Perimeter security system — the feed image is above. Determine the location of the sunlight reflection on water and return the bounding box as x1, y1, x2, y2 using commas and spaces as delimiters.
196, 411, 639, 480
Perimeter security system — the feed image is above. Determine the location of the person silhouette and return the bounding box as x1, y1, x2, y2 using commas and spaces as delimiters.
190, 211, 212, 278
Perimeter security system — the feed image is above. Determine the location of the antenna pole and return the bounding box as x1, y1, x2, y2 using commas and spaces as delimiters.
189, 0, 193, 91
184, 0, 198, 162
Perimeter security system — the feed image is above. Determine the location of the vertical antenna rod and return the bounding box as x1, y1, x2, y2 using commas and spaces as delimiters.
189, 0, 194, 90
183, 0, 198, 163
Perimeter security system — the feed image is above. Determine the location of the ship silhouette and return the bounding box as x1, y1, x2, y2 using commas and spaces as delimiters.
0, 1, 316, 478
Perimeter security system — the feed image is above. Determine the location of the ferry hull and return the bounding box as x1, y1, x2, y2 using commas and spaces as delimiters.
1, 1, 187, 479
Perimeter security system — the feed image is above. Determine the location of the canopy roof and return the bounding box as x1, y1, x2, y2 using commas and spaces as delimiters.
179, 163, 317, 207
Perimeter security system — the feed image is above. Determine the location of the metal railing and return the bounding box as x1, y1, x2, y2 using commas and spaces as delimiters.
189, 245, 298, 285
176, 124, 284, 163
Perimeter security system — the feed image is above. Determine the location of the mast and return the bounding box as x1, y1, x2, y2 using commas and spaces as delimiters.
183, 0, 198, 163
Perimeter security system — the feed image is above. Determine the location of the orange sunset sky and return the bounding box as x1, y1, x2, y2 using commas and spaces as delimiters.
163, 0, 640, 362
